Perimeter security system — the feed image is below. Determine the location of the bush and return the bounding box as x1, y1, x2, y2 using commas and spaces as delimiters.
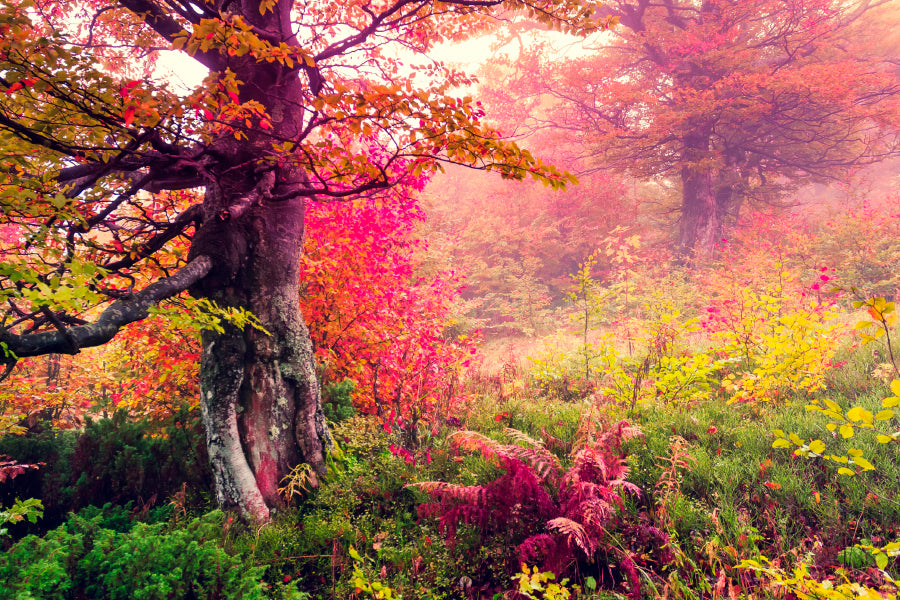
322, 379, 356, 423
0, 510, 266, 599
0, 408, 212, 535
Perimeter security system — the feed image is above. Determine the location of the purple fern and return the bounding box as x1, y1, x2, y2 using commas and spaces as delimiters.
409, 421, 672, 598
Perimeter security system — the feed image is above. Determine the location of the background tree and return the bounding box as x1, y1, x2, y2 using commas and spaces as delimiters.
495, 0, 900, 257
0, 0, 594, 520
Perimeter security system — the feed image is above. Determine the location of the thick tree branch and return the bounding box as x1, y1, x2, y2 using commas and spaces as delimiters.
101, 204, 204, 272
116, 0, 224, 71
0, 255, 213, 361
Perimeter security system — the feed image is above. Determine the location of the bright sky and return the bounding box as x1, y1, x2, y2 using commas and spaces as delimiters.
155, 28, 598, 94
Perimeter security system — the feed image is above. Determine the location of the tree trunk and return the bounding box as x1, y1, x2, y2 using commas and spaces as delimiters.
677, 132, 723, 260
192, 180, 331, 522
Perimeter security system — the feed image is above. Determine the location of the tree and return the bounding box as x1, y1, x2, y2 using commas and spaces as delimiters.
0, 0, 594, 520
498, 0, 900, 257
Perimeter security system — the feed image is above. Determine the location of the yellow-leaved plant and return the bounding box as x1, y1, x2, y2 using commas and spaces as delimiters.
710, 275, 842, 404
773, 380, 899, 477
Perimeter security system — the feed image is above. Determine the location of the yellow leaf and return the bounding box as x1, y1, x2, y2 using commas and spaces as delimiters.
891, 380, 900, 396
853, 457, 875, 471
840, 424, 854, 439
876, 434, 894, 443
808, 440, 826, 454
824, 399, 842, 413
846, 406, 873, 424
772, 439, 791, 449
837, 467, 856, 476
875, 410, 894, 421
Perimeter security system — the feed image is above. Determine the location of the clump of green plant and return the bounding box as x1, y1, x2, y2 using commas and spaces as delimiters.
0, 510, 275, 599
0, 407, 212, 533
322, 379, 356, 423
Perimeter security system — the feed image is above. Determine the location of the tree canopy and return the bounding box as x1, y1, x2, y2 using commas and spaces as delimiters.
492, 0, 900, 256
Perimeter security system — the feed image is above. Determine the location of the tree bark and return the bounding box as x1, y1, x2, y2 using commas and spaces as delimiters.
192, 180, 331, 522
677, 132, 723, 260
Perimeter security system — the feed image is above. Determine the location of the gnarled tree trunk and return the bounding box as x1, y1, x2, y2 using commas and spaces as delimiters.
190, 174, 331, 522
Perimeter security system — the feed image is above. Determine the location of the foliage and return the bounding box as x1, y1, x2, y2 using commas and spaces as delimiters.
705, 272, 842, 404
852, 297, 900, 378
739, 556, 897, 600
0, 497, 42, 539
300, 184, 476, 432
0, 408, 211, 532
0, 510, 270, 599
773, 380, 900, 480
410, 421, 672, 599
511, 564, 577, 600
491, 0, 900, 254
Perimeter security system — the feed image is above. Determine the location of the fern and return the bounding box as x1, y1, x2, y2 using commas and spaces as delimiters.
412, 421, 672, 598
547, 517, 595, 557
406, 481, 487, 506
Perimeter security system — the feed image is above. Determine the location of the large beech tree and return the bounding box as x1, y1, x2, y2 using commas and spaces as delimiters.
0, 0, 591, 520
500, 0, 900, 257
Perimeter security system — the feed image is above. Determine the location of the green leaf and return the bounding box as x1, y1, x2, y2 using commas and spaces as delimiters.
348, 546, 362, 561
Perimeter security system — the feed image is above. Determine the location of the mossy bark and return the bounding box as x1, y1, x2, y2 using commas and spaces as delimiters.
194, 182, 331, 522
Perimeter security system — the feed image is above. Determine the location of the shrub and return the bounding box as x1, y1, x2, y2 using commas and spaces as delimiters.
0, 408, 212, 534
0, 510, 266, 599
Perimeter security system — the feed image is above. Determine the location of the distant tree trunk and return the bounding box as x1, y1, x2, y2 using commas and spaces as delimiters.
191, 171, 331, 522
676, 131, 730, 260
677, 178, 719, 260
